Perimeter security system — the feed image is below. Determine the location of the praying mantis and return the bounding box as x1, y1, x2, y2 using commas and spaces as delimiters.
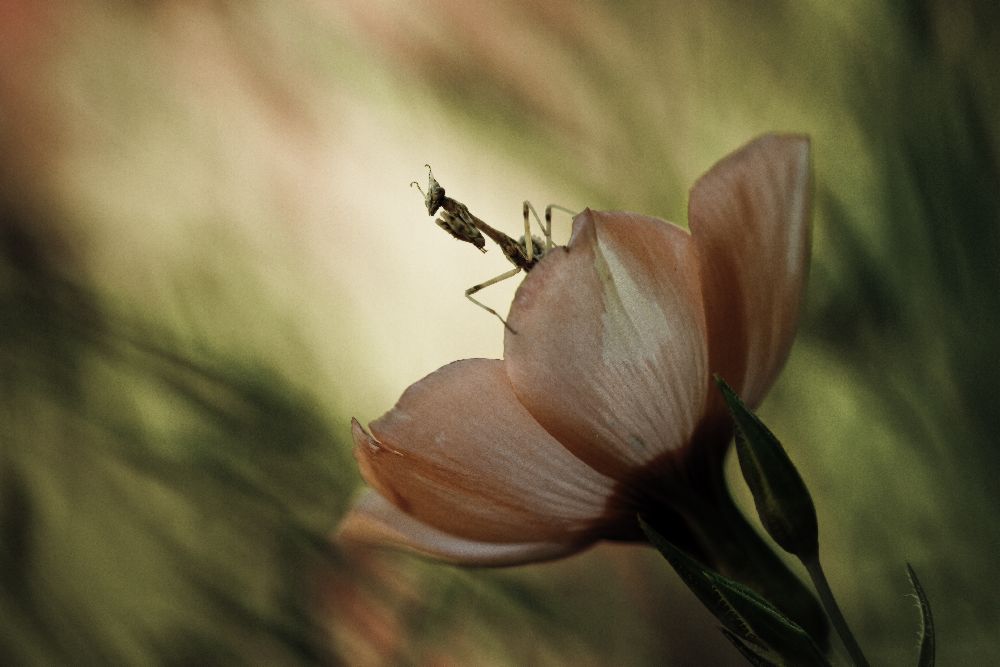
410, 165, 574, 332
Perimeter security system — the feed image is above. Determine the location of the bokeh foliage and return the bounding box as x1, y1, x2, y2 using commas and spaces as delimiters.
0, 207, 352, 663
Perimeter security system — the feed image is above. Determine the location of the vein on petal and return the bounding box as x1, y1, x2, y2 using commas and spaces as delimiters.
353, 360, 619, 543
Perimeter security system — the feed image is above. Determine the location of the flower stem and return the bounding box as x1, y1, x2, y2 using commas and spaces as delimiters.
676, 478, 830, 649
802, 555, 870, 667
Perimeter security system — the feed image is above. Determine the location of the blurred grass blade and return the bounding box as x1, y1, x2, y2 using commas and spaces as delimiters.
906, 564, 935, 667
715, 375, 819, 560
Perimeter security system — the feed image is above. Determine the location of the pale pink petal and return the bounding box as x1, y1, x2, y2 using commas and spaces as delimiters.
353, 359, 617, 544
504, 210, 709, 481
337, 490, 590, 566
688, 134, 811, 408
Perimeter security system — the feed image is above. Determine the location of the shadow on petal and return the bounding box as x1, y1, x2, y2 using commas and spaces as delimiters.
338, 491, 592, 566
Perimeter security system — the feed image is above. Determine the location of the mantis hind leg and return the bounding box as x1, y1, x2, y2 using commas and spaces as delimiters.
522, 202, 577, 256
544, 205, 577, 251
465, 266, 523, 333
522, 202, 550, 259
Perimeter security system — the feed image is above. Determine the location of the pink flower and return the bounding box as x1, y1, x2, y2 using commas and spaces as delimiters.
339, 134, 811, 567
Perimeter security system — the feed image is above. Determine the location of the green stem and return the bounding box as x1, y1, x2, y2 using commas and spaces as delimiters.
682, 485, 829, 647
802, 556, 870, 667
634, 421, 828, 652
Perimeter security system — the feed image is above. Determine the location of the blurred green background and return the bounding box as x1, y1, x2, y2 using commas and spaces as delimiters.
2, 1, 998, 664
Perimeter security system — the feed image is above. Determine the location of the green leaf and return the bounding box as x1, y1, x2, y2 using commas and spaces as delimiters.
640, 516, 829, 666
721, 628, 780, 667
706, 571, 828, 665
906, 563, 935, 667
715, 376, 819, 560
639, 515, 762, 646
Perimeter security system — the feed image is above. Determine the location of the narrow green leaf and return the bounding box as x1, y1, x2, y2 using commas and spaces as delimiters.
721, 627, 780, 667
715, 375, 818, 560
641, 516, 830, 666
906, 564, 935, 667
639, 515, 762, 647
706, 570, 829, 666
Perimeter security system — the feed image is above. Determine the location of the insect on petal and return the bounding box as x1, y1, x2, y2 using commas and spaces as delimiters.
505, 210, 710, 481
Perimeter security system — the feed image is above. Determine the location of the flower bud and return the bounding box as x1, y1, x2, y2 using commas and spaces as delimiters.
715, 375, 819, 560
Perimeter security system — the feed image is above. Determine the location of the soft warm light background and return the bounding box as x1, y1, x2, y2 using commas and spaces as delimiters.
2, 1, 998, 664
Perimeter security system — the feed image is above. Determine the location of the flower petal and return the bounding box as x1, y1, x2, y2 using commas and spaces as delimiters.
337, 490, 589, 566
688, 134, 811, 408
353, 359, 617, 543
504, 210, 709, 481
